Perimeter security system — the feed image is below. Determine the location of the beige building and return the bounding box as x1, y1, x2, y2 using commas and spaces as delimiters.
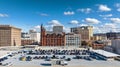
91, 36, 107, 41
71, 26, 93, 41
91, 36, 102, 41
65, 33, 81, 48
0, 25, 21, 46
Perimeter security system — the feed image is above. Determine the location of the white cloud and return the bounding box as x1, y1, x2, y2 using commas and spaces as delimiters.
102, 23, 118, 32
64, 11, 74, 15
84, 18, 100, 24
46, 20, 70, 33
110, 18, 120, 23
79, 23, 120, 33
115, 3, 120, 7
44, 25, 53, 31
40, 13, 48, 16
0, 13, 8, 17
47, 20, 63, 31
79, 24, 88, 26
70, 20, 79, 24
93, 26, 103, 33
99, 14, 112, 20
117, 8, 120, 12
94, 23, 120, 33
98, 4, 111, 11
31, 25, 41, 32
63, 27, 70, 33
36, 12, 49, 16
77, 8, 92, 14
104, 23, 116, 28
34, 25, 41, 29
99, 14, 112, 17
114, 3, 120, 12
48, 20, 62, 26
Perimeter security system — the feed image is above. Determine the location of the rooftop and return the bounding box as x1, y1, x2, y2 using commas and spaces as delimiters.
92, 49, 120, 57
0, 25, 21, 30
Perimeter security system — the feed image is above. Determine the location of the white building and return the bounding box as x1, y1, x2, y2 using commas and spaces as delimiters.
111, 39, 120, 54
21, 31, 40, 45
65, 33, 81, 48
30, 32, 40, 43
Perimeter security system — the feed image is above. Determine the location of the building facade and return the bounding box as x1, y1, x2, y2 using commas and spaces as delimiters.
29, 29, 36, 34
93, 33, 106, 37
111, 39, 120, 54
21, 32, 30, 38
104, 46, 113, 53
71, 26, 93, 41
21, 38, 34, 46
92, 41, 105, 49
65, 33, 81, 47
30, 32, 40, 43
0, 25, 21, 46
53, 26, 63, 32
91, 36, 102, 41
106, 32, 120, 40
21, 31, 40, 45
93, 33, 107, 40
40, 25, 65, 46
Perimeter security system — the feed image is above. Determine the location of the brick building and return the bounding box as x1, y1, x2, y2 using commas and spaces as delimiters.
40, 24, 65, 46
92, 41, 105, 49
21, 38, 34, 46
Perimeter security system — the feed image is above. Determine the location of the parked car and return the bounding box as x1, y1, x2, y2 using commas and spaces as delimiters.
45, 57, 51, 61
115, 57, 120, 61
65, 58, 71, 61
84, 56, 92, 61
0, 63, 2, 65
19, 56, 26, 61
8, 54, 12, 57
61, 61, 68, 66
26, 56, 32, 61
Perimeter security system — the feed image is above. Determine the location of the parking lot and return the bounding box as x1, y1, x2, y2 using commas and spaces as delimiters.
0, 48, 120, 67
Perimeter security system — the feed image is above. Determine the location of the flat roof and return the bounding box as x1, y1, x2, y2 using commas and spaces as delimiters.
92, 50, 120, 57
0, 25, 21, 30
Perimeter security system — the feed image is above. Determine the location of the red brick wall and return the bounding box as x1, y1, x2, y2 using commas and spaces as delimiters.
21, 39, 34, 46
92, 43, 105, 49
40, 25, 65, 46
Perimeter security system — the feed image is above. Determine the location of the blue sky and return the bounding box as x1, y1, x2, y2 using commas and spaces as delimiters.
0, 0, 120, 33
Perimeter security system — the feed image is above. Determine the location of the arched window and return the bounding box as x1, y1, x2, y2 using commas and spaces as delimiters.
46, 34, 48, 37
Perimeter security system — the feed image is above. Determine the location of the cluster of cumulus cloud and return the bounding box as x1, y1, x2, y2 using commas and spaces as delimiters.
30, 3, 120, 33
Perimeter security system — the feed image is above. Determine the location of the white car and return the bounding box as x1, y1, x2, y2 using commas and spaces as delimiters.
61, 61, 68, 66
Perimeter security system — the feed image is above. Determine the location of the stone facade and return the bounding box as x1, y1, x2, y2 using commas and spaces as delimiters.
71, 26, 93, 41
0, 25, 21, 46
65, 33, 81, 47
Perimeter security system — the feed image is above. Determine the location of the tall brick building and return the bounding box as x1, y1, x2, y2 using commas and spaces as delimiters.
40, 24, 65, 46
